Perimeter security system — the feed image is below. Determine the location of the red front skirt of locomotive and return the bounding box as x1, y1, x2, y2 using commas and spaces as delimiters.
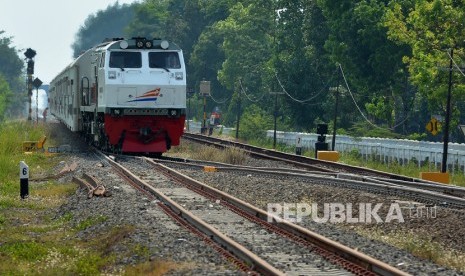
104, 114, 185, 153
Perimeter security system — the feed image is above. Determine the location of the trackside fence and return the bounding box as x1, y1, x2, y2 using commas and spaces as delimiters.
266, 131, 465, 175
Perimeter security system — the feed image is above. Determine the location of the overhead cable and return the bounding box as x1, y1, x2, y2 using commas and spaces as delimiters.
274, 68, 338, 104
208, 90, 231, 104
339, 64, 394, 130
239, 80, 266, 103
446, 50, 465, 78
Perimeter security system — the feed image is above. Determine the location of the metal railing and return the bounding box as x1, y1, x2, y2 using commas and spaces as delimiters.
266, 131, 465, 174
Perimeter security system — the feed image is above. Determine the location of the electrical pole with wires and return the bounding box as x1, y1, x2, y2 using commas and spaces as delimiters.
235, 79, 242, 140
200, 80, 210, 134
442, 48, 454, 173
331, 64, 341, 151
270, 91, 284, 149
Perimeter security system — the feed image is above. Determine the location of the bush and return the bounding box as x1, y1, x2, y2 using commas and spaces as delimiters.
240, 105, 273, 140
407, 132, 427, 141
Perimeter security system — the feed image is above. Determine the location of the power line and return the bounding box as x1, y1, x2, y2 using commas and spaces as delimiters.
239, 80, 266, 103
274, 70, 337, 103
338, 64, 410, 130
446, 50, 465, 78
208, 90, 230, 104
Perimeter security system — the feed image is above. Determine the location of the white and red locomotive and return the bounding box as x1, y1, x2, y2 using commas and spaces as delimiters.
49, 38, 186, 154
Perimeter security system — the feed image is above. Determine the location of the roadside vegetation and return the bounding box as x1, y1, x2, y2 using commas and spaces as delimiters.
354, 227, 465, 273
169, 142, 248, 165
0, 121, 178, 275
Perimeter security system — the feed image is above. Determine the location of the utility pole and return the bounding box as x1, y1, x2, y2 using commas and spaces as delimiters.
236, 79, 242, 140
442, 49, 454, 173
331, 67, 341, 151
187, 88, 194, 131
274, 92, 278, 149
200, 80, 210, 134
270, 91, 284, 149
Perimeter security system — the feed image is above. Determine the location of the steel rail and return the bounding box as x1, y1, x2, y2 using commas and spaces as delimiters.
94, 151, 285, 276
145, 158, 410, 276
182, 133, 433, 182
183, 133, 336, 173
151, 157, 336, 176
153, 157, 465, 206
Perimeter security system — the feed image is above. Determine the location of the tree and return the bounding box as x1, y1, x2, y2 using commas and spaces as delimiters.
384, 0, 465, 138
0, 74, 12, 121
0, 31, 23, 92
316, 0, 412, 130
72, 3, 136, 57
272, 0, 333, 131
126, 0, 169, 40
239, 104, 273, 140
0, 31, 25, 118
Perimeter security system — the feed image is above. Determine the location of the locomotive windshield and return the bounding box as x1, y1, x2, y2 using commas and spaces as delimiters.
149, 52, 181, 69
109, 52, 142, 68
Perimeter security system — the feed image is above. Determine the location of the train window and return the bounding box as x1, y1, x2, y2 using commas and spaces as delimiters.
149, 52, 181, 69
109, 52, 141, 68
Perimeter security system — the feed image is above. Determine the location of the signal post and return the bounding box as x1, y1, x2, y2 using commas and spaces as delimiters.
24, 48, 36, 121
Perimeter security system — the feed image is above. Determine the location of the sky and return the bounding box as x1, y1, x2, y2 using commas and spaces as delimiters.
1, 0, 139, 84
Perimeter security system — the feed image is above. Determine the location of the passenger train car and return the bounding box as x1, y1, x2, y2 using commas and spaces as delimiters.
49, 38, 186, 154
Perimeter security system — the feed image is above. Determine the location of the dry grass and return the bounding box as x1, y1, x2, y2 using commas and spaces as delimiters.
354, 227, 465, 272
169, 141, 248, 165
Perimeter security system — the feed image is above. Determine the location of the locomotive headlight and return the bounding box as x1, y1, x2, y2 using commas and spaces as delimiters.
145, 40, 153, 48
119, 40, 129, 49
169, 109, 177, 116
136, 40, 144, 49
108, 71, 116, 79
175, 72, 183, 80
112, 108, 123, 116
160, 40, 170, 49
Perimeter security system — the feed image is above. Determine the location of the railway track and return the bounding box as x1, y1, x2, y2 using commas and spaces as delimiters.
93, 150, 409, 275
182, 133, 432, 181
181, 133, 465, 201
147, 157, 465, 209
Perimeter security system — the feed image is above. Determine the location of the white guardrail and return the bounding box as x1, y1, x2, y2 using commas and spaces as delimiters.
185, 121, 465, 174
266, 130, 465, 175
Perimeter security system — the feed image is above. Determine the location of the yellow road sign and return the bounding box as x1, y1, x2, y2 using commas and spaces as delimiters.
426, 118, 441, 135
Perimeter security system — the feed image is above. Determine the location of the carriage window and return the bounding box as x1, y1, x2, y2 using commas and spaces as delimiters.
109, 52, 141, 68
149, 52, 181, 69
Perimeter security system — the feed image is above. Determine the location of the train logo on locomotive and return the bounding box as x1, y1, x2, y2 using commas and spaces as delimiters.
127, 88, 161, 103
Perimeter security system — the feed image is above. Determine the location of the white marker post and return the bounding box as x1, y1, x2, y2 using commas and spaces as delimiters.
20, 161, 29, 199
295, 134, 302, 155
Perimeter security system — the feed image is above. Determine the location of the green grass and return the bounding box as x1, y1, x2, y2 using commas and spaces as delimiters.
0, 241, 49, 262
75, 215, 108, 231
0, 120, 188, 275
339, 150, 465, 186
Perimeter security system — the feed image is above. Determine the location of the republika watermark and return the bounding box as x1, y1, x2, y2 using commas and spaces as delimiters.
267, 202, 437, 224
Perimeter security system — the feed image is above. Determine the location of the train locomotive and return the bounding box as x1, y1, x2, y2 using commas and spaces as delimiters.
49, 37, 186, 155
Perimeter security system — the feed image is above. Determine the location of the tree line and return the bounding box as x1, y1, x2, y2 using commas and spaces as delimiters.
0, 31, 26, 120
